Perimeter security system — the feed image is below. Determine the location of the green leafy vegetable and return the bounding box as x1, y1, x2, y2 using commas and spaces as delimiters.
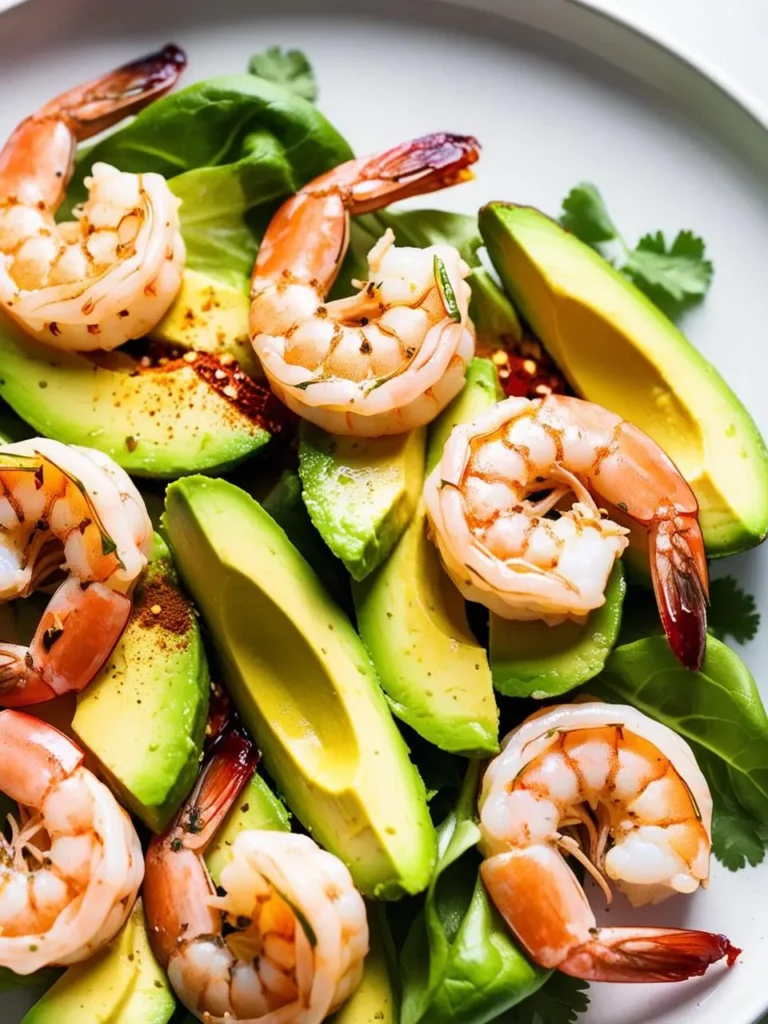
248, 46, 318, 102
65, 76, 351, 291
504, 973, 590, 1024
708, 576, 760, 644
560, 183, 713, 320
591, 635, 768, 870
401, 761, 549, 1024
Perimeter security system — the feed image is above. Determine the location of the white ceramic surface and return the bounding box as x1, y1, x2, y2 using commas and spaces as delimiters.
0, 1, 767, 1022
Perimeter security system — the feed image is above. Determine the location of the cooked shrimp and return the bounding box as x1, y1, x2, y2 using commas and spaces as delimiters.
250, 134, 480, 436
0, 710, 143, 973
423, 393, 708, 669
0, 45, 186, 352
0, 437, 152, 706
479, 701, 739, 982
144, 729, 369, 1023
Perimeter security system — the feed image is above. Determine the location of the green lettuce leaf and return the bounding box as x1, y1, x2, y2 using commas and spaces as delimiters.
64, 76, 352, 291
591, 635, 768, 869
401, 761, 549, 1024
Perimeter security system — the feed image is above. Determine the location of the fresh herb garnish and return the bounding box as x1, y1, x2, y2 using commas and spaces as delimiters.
507, 973, 590, 1024
560, 182, 713, 321
247, 46, 318, 102
708, 576, 760, 645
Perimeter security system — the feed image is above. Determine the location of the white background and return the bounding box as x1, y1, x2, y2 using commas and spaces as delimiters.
592, 0, 768, 111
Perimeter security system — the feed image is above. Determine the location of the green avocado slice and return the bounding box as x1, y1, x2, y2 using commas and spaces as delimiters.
205, 773, 291, 884
352, 359, 500, 757
489, 561, 626, 698
21, 902, 173, 1024
299, 425, 426, 582
479, 202, 768, 557
163, 476, 436, 899
72, 539, 210, 833
0, 309, 269, 478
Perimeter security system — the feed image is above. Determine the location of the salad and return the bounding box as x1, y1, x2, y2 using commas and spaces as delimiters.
0, 40, 766, 1024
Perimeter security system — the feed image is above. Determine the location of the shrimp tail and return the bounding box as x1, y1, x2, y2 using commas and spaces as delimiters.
345, 132, 480, 214
38, 43, 186, 139
558, 926, 740, 983
650, 515, 709, 671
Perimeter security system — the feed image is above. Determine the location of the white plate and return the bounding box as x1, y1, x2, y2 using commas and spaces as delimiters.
1, 1, 767, 1022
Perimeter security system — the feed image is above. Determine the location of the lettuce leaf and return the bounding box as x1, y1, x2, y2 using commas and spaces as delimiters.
64, 75, 352, 291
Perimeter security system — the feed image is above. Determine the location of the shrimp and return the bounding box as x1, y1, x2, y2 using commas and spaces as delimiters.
0, 709, 143, 973
250, 133, 480, 437
479, 701, 740, 982
0, 44, 186, 352
144, 728, 369, 1023
423, 393, 708, 669
0, 437, 153, 706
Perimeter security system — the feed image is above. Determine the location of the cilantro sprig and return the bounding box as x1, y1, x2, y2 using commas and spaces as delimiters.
504, 974, 590, 1024
560, 183, 714, 321
708, 575, 760, 645
248, 46, 318, 102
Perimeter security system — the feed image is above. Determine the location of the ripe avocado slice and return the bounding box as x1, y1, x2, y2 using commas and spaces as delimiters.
72, 539, 210, 832
352, 359, 500, 757
0, 309, 270, 478
489, 561, 626, 698
299, 425, 426, 581
151, 268, 262, 379
479, 202, 768, 557
21, 902, 172, 1024
205, 773, 291, 884
162, 476, 436, 898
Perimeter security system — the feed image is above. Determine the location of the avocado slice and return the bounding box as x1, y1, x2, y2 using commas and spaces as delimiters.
21, 901, 173, 1024
163, 476, 436, 898
352, 359, 500, 758
0, 310, 270, 478
489, 561, 626, 698
205, 772, 291, 884
479, 202, 768, 557
72, 539, 210, 832
299, 425, 426, 581
150, 268, 262, 379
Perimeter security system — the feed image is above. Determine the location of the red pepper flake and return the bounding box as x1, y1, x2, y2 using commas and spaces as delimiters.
482, 334, 568, 400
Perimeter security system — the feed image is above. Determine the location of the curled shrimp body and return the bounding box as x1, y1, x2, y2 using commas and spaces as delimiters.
0, 710, 143, 973
479, 702, 739, 983
423, 393, 708, 669
0, 45, 186, 352
250, 134, 479, 437
0, 437, 152, 706
144, 730, 369, 1023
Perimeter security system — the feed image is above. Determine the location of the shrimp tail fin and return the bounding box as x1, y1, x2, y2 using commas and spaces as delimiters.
650, 515, 709, 671
347, 133, 481, 214
41, 44, 186, 140
178, 724, 258, 851
558, 927, 740, 983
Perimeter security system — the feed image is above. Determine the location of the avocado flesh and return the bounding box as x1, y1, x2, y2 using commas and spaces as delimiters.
352, 359, 500, 757
151, 268, 262, 379
490, 561, 626, 698
299, 425, 426, 581
205, 773, 291, 884
0, 310, 269, 478
163, 476, 436, 898
480, 202, 768, 557
72, 545, 210, 833
21, 901, 173, 1024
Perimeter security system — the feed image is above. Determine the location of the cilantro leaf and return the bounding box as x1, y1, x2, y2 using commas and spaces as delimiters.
711, 805, 765, 870
559, 183, 714, 322
561, 183, 618, 244
708, 576, 760, 645
624, 230, 714, 319
504, 974, 590, 1024
248, 46, 318, 102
